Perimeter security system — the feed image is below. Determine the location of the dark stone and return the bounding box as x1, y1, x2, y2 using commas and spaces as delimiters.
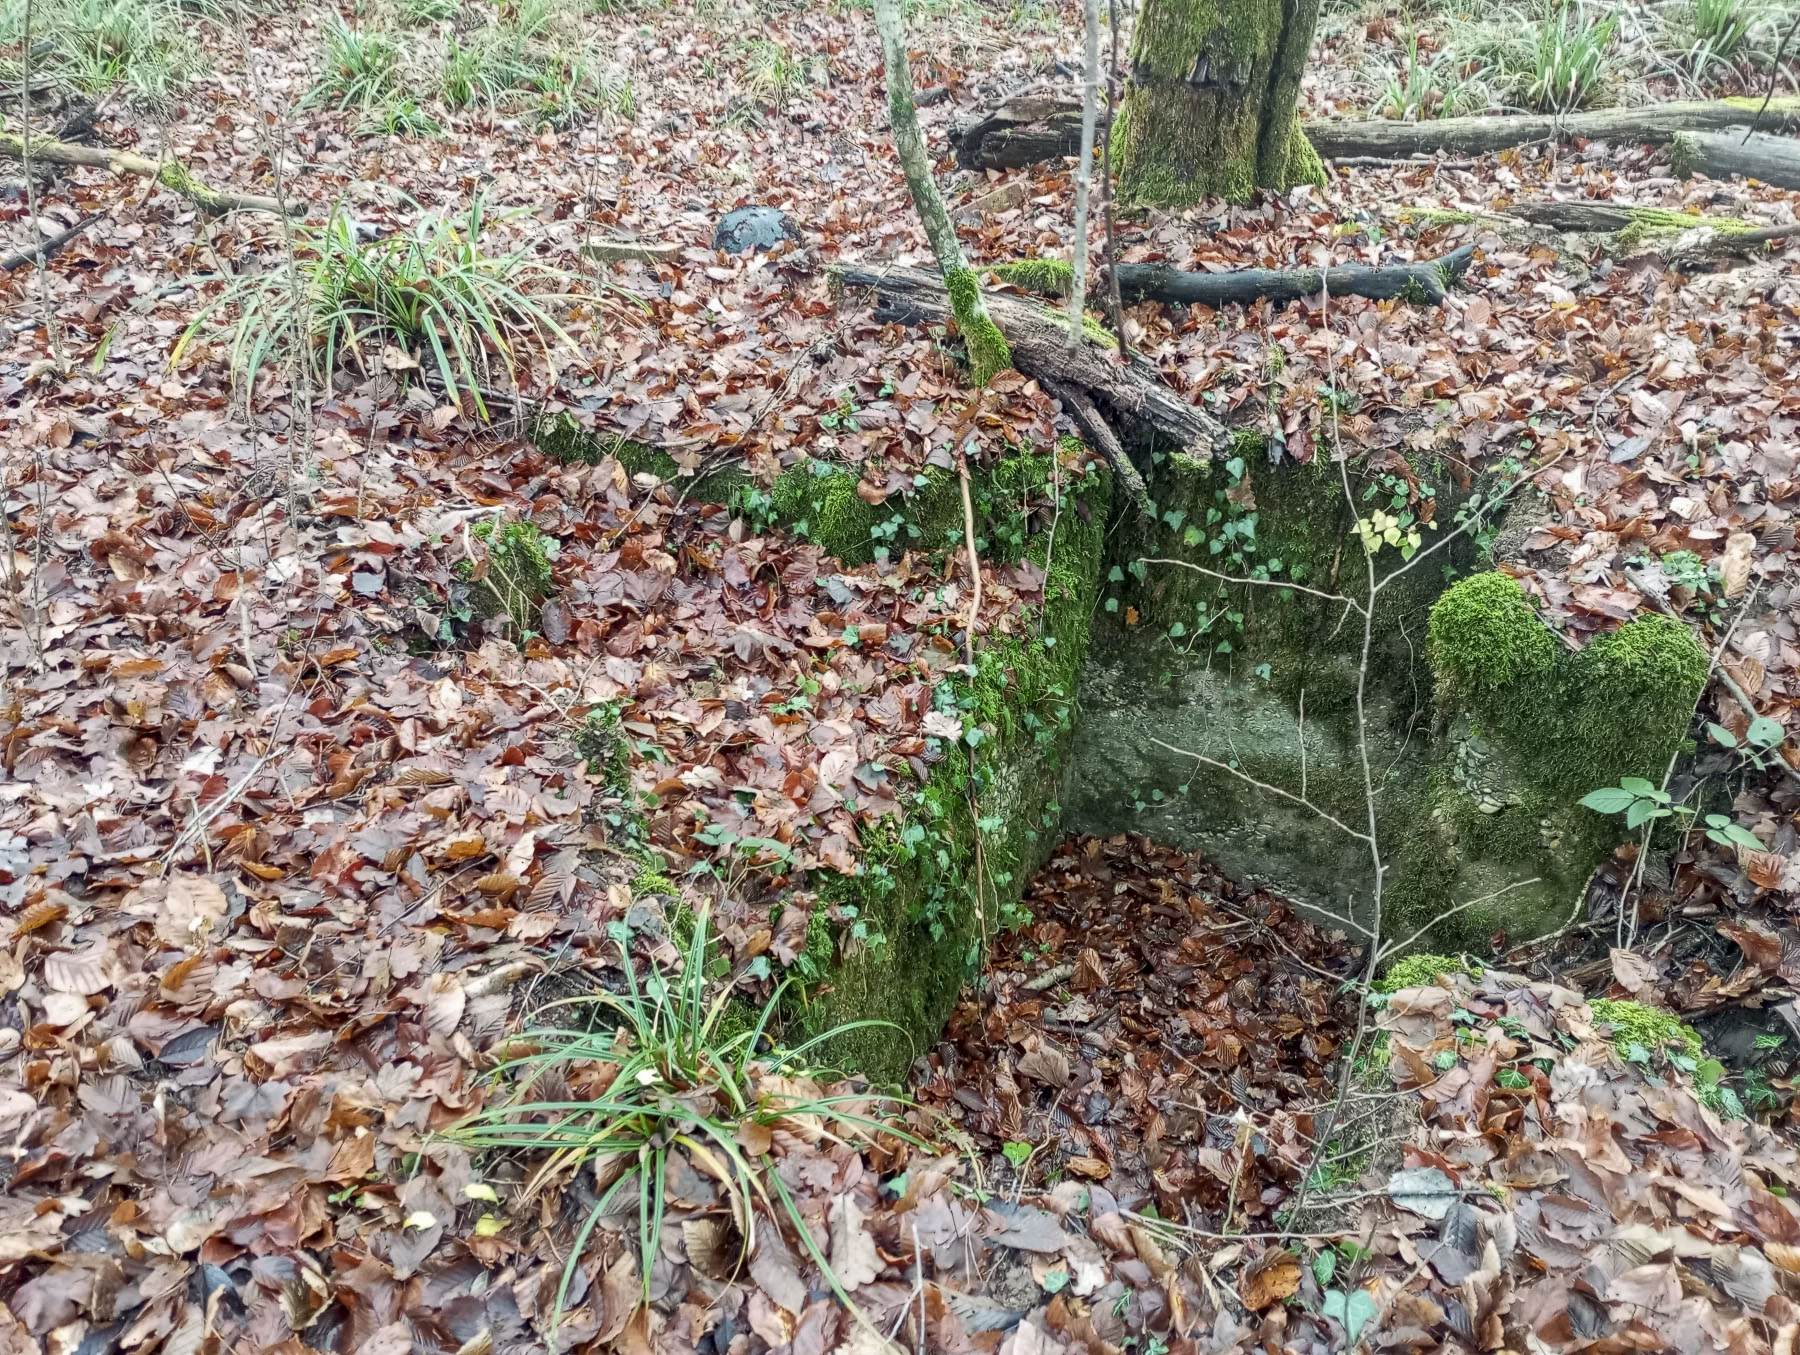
711, 206, 801, 255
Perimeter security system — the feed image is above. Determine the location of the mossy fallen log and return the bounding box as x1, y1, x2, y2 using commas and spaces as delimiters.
0, 131, 302, 215
949, 95, 1800, 172
834, 261, 1230, 460
1107, 244, 1474, 308
1669, 129, 1800, 192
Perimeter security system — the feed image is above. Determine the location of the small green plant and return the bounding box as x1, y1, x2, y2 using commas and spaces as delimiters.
1684, 0, 1757, 73
1525, 3, 1617, 112
175, 196, 576, 415
744, 36, 810, 108
1580, 776, 1766, 850
402, 0, 458, 21
358, 98, 443, 137
1707, 716, 1789, 773
0, 0, 201, 102
308, 16, 402, 109
444, 909, 913, 1339
1370, 34, 1484, 120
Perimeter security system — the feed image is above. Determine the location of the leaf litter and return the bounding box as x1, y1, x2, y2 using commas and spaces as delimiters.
2, 0, 1800, 1348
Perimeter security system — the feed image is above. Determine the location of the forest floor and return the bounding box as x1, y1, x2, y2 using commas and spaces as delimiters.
5, 0, 1800, 1349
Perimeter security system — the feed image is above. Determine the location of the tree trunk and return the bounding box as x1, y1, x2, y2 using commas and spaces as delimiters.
870, 0, 1012, 386
1114, 0, 1323, 206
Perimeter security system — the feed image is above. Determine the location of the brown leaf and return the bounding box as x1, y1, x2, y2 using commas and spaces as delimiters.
1017, 1045, 1070, 1088
1239, 1248, 1301, 1310
829, 1194, 880, 1291
1609, 947, 1658, 995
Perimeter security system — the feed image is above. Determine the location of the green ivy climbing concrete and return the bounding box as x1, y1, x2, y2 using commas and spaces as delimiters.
536, 415, 1708, 1078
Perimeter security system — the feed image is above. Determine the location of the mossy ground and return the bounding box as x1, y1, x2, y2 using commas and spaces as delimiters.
1374, 953, 1483, 993
1589, 998, 1701, 1060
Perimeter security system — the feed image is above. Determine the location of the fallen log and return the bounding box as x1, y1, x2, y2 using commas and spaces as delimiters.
835, 261, 1229, 462
1106, 244, 1474, 308
0, 132, 302, 216
1671, 129, 1800, 192
1307, 102, 1800, 161
1502, 201, 1800, 256
949, 95, 1800, 172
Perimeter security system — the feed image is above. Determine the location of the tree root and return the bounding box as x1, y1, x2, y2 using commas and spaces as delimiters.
0, 132, 302, 216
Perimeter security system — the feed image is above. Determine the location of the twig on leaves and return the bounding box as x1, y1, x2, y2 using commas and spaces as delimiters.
0, 212, 100, 271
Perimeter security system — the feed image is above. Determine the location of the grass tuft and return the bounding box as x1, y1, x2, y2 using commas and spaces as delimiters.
308, 16, 402, 109
442, 908, 915, 1340
174, 196, 578, 416
0, 0, 202, 103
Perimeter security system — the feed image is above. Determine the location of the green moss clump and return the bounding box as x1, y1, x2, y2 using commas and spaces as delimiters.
1567, 614, 1709, 778
471, 518, 554, 629
1399, 206, 1475, 226
1428, 572, 1558, 701
1374, 952, 1483, 993
1284, 126, 1326, 189
1430, 569, 1706, 802
1588, 998, 1701, 1060
990, 259, 1075, 297
1614, 206, 1746, 250
945, 265, 1013, 387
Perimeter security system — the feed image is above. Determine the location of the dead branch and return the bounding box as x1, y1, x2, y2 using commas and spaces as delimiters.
949, 96, 1800, 171
1, 211, 100, 271
1042, 377, 1153, 520
1104, 244, 1474, 308
833, 261, 1230, 460
0, 131, 303, 215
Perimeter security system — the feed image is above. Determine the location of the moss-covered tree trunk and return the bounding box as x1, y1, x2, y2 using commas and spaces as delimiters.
1115, 0, 1324, 206
871, 0, 1013, 385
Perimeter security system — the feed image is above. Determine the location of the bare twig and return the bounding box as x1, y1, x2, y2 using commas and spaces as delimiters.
1099, 0, 1126, 359
1150, 736, 1374, 847
1065, 0, 1099, 346
1744, 9, 1800, 142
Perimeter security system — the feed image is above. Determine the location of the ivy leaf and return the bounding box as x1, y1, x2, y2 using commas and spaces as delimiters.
1747, 716, 1785, 748
1579, 786, 1636, 814
1312, 1249, 1336, 1287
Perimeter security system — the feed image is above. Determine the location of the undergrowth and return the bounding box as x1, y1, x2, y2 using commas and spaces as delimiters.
444, 909, 915, 1340
0, 0, 202, 103
173, 196, 576, 415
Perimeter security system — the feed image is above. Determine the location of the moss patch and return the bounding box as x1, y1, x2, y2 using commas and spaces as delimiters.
798, 458, 1112, 1079
1589, 998, 1701, 1060
469, 519, 553, 629
945, 265, 1014, 387
1429, 572, 1708, 803
991, 259, 1075, 297
1375, 952, 1483, 993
